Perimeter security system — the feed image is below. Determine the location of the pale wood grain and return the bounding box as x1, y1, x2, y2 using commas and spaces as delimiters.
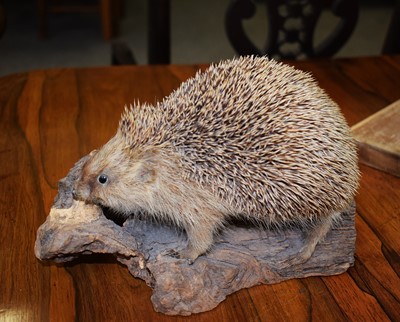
351, 99, 400, 176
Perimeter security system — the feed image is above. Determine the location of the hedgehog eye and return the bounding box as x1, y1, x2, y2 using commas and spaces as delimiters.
98, 174, 108, 185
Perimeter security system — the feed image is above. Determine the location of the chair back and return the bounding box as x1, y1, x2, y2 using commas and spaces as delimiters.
225, 0, 359, 59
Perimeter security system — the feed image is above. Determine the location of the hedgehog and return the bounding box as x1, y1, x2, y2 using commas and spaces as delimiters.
73, 56, 359, 264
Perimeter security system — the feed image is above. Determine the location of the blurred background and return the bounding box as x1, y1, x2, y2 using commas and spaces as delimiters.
0, 0, 397, 77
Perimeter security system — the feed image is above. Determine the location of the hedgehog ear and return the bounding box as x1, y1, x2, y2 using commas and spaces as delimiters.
136, 163, 156, 183
136, 149, 158, 183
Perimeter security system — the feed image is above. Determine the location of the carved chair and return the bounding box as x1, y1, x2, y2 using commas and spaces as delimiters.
113, 0, 400, 65
225, 0, 359, 59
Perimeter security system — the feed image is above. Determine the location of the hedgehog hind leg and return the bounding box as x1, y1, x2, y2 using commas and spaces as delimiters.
282, 214, 335, 268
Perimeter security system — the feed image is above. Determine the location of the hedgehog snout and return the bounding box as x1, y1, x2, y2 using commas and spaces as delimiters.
72, 181, 91, 202
71, 187, 77, 199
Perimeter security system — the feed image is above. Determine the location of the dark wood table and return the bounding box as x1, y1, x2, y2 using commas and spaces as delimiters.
1, 56, 399, 321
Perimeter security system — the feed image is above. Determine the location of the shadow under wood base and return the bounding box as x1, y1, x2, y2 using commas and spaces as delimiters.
35, 155, 356, 316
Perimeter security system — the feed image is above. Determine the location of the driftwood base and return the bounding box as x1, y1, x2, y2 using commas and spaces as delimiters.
35, 155, 356, 316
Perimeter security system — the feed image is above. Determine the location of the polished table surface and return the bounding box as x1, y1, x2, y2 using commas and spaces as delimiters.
1, 56, 399, 321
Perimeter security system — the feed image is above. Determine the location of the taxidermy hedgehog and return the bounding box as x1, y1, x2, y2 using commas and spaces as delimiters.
73, 56, 359, 264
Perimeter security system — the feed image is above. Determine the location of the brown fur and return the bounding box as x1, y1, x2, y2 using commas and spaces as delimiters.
74, 56, 359, 263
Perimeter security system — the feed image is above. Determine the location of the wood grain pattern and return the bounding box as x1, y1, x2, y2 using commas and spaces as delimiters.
351, 99, 400, 176
1, 56, 399, 321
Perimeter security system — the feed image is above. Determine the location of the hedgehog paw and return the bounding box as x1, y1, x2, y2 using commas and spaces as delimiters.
163, 248, 180, 258
280, 216, 333, 269
281, 247, 314, 269
162, 248, 195, 264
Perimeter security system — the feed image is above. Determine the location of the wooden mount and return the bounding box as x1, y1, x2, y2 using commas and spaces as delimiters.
35, 155, 356, 316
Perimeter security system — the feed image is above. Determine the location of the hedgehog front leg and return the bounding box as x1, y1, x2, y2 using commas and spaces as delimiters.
169, 211, 222, 263
178, 227, 215, 262
283, 214, 335, 267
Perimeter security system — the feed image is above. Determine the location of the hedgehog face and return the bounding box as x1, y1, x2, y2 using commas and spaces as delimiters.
73, 134, 158, 215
